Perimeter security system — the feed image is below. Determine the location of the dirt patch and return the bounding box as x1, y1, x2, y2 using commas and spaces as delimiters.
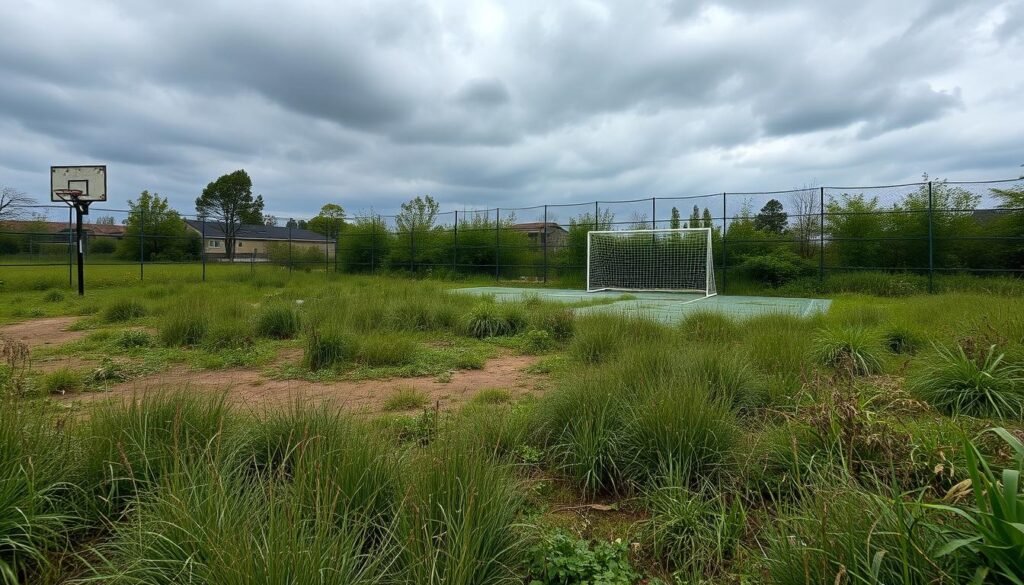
0, 316, 83, 349
64, 354, 548, 413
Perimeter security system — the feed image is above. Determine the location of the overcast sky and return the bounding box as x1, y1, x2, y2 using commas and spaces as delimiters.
1, 0, 1022, 221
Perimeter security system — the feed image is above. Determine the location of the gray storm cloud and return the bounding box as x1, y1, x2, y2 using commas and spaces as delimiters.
0, 0, 1021, 219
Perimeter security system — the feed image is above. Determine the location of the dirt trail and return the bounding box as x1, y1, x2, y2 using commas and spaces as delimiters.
0, 316, 83, 349
65, 354, 547, 413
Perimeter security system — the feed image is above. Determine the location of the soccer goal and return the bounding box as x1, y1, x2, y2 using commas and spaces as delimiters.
587, 228, 717, 297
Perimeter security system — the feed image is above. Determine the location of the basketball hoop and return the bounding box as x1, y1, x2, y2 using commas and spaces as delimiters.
53, 188, 84, 203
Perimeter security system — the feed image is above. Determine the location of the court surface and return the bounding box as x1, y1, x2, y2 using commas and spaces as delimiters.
453, 287, 831, 323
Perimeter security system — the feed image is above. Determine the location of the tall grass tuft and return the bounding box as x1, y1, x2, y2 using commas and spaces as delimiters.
102, 299, 148, 323
303, 325, 358, 371
570, 313, 666, 364
397, 444, 526, 584
678, 310, 739, 344
78, 391, 230, 519
528, 304, 575, 341
464, 303, 527, 338
356, 334, 418, 367
254, 302, 300, 339
41, 367, 83, 395
811, 325, 885, 376
158, 298, 209, 346
766, 488, 968, 584
911, 344, 1024, 419
382, 387, 428, 412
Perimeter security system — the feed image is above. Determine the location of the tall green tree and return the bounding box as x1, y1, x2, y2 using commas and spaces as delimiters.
669, 207, 681, 229
754, 199, 788, 234
396, 196, 439, 232
689, 205, 701, 229
306, 203, 346, 238
195, 170, 259, 259
117, 191, 199, 261
991, 186, 1024, 269
702, 208, 713, 229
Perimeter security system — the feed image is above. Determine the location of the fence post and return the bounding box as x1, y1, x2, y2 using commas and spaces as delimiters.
201, 218, 207, 282
543, 205, 549, 284
927, 181, 934, 293
495, 208, 501, 282
651, 197, 656, 229
721, 192, 727, 295
139, 206, 145, 281
819, 187, 825, 284
288, 223, 293, 273
453, 210, 458, 276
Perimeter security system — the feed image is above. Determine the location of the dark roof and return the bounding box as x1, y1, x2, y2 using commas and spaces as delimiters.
184, 219, 333, 242
1, 220, 126, 236
510, 222, 567, 233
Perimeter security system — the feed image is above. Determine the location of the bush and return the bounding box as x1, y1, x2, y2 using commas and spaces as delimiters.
739, 249, 815, 287
527, 530, 639, 585
89, 238, 117, 254
910, 344, 1024, 419
42, 289, 64, 303
41, 368, 83, 394
382, 387, 428, 411
102, 298, 147, 322
811, 326, 885, 376
254, 302, 300, 339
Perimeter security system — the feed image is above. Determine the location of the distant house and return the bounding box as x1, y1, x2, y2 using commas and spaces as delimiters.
509, 222, 568, 249
0, 220, 126, 247
183, 220, 335, 261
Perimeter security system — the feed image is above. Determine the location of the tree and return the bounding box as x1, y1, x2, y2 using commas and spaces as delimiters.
991, 186, 1024, 269
286, 218, 298, 229
689, 205, 701, 229
702, 208, 713, 229
118, 191, 199, 261
792, 186, 821, 259
0, 186, 34, 221
94, 216, 116, 225
263, 215, 278, 227
396, 196, 439, 232
306, 203, 346, 238
195, 170, 259, 260
754, 199, 788, 234
669, 207, 681, 229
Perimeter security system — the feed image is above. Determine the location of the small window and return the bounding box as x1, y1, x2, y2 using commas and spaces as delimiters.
237, 241, 244, 248
207, 240, 221, 248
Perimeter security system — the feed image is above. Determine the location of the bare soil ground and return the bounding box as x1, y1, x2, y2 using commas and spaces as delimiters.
0, 316, 83, 349
65, 354, 547, 413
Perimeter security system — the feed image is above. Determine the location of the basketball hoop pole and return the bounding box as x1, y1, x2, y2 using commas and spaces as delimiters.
55, 189, 89, 296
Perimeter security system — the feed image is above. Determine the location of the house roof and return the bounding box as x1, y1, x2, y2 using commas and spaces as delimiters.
184, 219, 333, 242
510, 222, 567, 233
0, 220, 126, 236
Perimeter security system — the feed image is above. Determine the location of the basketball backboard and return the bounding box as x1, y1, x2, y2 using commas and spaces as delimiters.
51, 165, 107, 203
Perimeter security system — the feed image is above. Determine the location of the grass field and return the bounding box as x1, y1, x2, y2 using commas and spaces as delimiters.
2, 266, 1024, 584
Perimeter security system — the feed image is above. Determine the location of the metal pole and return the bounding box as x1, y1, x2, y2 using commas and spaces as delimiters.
927, 181, 934, 293
543, 205, 549, 284
495, 208, 500, 282
819, 187, 825, 283
67, 207, 73, 287
721, 193, 727, 295
75, 204, 85, 296
453, 210, 458, 276
651, 197, 656, 229
139, 206, 145, 281
201, 218, 207, 282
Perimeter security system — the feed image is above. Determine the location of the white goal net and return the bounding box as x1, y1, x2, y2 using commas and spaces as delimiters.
587, 228, 717, 296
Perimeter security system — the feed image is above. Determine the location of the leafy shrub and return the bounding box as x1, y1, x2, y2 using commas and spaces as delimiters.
911, 344, 1024, 419
739, 249, 815, 287
254, 302, 300, 339
811, 326, 885, 376
382, 387, 428, 411
527, 530, 639, 585
356, 333, 418, 367
102, 298, 147, 322
42, 289, 64, 303
303, 327, 358, 371
114, 329, 154, 349
41, 368, 83, 394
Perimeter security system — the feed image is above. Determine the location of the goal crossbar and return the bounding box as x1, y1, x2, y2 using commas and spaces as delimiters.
586, 227, 717, 297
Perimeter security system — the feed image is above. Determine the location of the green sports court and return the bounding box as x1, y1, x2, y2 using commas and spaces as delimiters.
454, 286, 831, 323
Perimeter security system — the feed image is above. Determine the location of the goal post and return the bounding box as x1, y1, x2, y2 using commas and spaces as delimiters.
586, 228, 717, 296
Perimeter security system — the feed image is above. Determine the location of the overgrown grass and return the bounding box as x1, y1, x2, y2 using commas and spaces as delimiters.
382, 387, 429, 412
41, 367, 83, 394
911, 344, 1024, 419
102, 298, 148, 323
254, 301, 300, 339
811, 325, 885, 376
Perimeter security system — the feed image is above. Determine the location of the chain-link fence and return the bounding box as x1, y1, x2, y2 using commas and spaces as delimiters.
2, 178, 1022, 293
